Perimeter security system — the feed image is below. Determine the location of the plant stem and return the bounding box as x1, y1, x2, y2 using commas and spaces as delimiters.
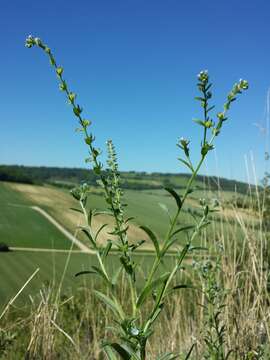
144, 154, 206, 289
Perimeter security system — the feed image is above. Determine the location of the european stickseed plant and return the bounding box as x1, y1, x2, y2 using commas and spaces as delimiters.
25, 35, 248, 360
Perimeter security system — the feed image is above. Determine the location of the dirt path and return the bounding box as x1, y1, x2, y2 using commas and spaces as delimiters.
31, 206, 90, 252
8, 203, 180, 257
9, 246, 94, 254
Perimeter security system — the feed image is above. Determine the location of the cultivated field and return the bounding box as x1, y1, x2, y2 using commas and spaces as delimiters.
0, 179, 257, 308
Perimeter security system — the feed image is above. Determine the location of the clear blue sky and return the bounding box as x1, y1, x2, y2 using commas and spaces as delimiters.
1, 0, 269, 183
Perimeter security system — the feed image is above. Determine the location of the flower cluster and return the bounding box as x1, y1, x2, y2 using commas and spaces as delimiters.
178, 137, 190, 157
197, 70, 209, 83
25, 35, 39, 48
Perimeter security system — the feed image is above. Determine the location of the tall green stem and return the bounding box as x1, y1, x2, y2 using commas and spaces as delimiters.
144, 154, 206, 289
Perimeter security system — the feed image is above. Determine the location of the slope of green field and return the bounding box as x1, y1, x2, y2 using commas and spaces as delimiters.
0, 250, 179, 308
0, 181, 253, 310
1, 181, 253, 251
85, 188, 248, 241
0, 182, 74, 249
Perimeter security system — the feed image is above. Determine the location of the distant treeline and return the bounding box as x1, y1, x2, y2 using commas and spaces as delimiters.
0, 165, 254, 194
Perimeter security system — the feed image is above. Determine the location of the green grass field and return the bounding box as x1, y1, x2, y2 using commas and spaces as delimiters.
0, 250, 181, 309
0, 180, 253, 309
0, 183, 74, 249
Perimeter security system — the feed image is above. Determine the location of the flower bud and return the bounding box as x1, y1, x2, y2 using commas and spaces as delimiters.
81, 119, 91, 127
56, 67, 63, 76
217, 112, 225, 120
179, 137, 190, 148
68, 92, 76, 103
59, 82, 67, 91
239, 79, 249, 90
73, 105, 83, 116
205, 120, 213, 128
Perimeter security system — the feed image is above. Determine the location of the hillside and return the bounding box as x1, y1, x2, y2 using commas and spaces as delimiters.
0, 164, 254, 193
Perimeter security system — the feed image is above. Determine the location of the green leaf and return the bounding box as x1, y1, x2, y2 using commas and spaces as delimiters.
162, 225, 195, 253
170, 225, 195, 239
69, 207, 83, 214
105, 343, 131, 360
177, 244, 190, 265
94, 210, 113, 217
144, 303, 164, 332
158, 202, 171, 223
164, 187, 182, 209
206, 105, 215, 113
178, 158, 194, 172
193, 119, 205, 126
185, 343, 195, 359
80, 227, 97, 249
205, 83, 212, 92
162, 237, 181, 253
102, 240, 112, 260
136, 272, 170, 308
139, 225, 160, 258
198, 221, 211, 230
95, 223, 108, 242
165, 284, 194, 297
75, 270, 97, 277
125, 216, 135, 224
111, 266, 123, 286
91, 266, 111, 285
189, 246, 208, 252
173, 284, 193, 290
94, 291, 125, 320
103, 344, 118, 360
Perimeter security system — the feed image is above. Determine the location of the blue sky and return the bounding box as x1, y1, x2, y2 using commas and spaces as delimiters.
1, 0, 270, 183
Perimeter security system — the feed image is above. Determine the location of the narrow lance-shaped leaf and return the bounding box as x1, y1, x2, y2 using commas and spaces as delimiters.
94, 223, 108, 242
91, 266, 111, 285
104, 343, 131, 360
70, 207, 83, 214
101, 240, 112, 261
140, 225, 160, 258
144, 303, 164, 333
94, 210, 114, 217
162, 225, 195, 254
178, 158, 194, 172
170, 224, 195, 239
189, 245, 208, 252
158, 202, 172, 223
164, 187, 182, 209
185, 343, 195, 360
75, 270, 97, 277
103, 344, 118, 360
94, 291, 125, 320
125, 216, 135, 224
165, 284, 194, 297
111, 266, 123, 286
80, 227, 97, 249
136, 272, 170, 308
